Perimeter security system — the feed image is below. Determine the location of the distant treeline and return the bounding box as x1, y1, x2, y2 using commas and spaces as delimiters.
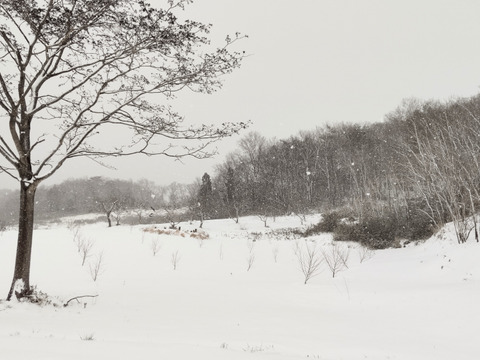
0, 177, 193, 225
2, 94, 480, 244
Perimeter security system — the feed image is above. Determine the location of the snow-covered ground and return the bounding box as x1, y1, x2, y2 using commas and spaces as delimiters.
0, 215, 479, 360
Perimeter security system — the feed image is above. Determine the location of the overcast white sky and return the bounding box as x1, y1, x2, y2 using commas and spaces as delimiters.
5, 0, 480, 190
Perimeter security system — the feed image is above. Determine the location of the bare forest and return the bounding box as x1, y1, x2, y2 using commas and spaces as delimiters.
3, 94, 480, 248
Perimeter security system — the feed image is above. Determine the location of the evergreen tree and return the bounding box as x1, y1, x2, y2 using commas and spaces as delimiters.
198, 173, 213, 226
224, 166, 242, 222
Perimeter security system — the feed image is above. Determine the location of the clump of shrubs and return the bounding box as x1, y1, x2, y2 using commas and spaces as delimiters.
334, 216, 398, 249
268, 228, 303, 240
303, 209, 354, 236
144, 226, 209, 240
304, 207, 435, 250
395, 210, 435, 240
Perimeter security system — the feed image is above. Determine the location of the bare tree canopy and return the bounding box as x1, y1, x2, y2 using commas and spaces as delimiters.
0, 0, 247, 300
0, 0, 247, 182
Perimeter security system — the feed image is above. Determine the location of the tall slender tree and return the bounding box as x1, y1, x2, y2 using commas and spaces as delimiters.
198, 172, 213, 226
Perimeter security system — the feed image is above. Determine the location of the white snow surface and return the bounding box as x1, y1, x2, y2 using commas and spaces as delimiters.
0, 215, 479, 359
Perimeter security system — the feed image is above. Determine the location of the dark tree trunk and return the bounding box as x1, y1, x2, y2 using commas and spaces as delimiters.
7, 182, 38, 301
101, 202, 116, 228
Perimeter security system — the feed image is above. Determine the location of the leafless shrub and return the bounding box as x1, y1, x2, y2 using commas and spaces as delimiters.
340, 246, 350, 268
113, 211, 122, 226
296, 241, 323, 284
246, 251, 256, 271
219, 243, 224, 260
272, 243, 280, 263
292, 240, 302, 257
72, 227, 85, 253
322, 244, 349, 278
245, 240, 256, 271
80, 238, 94, 266
247, 239, 256, 253
71, 225, 82, 243
358, 245, 375, 263
151, 238, 162, 256
171, 250, 181, 270
89, 252, 105, 282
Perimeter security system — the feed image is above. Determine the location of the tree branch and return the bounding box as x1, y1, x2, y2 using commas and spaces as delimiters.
63, 294, 99, 307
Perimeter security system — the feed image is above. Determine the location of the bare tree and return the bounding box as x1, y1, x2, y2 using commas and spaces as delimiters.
101, 200, 118, 228
400, 101, 480, 243
322, 244, 349, 278
0, 0, 246, 300
296, 241, 323, 284
257, 210, 269, 228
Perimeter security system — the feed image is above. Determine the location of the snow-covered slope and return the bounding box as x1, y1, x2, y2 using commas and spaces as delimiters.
0, 215, 478, 359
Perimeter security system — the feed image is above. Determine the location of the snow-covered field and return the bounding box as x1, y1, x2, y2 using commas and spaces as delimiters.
0, 215, 479, 360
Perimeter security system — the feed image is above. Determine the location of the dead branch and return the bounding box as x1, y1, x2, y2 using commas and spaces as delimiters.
63, 294, 99, 307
